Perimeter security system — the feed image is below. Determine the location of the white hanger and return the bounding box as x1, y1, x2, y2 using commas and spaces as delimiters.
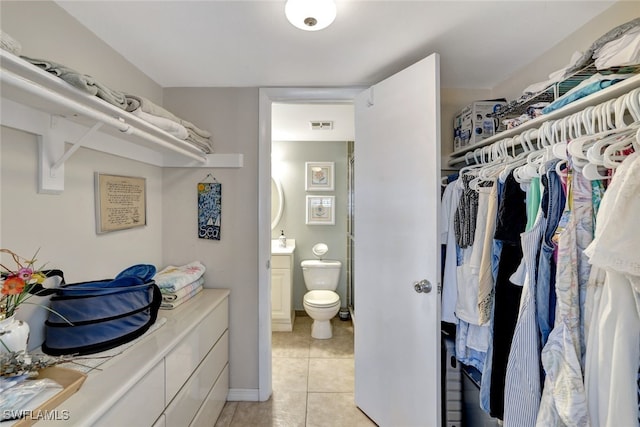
499, 130, 536, 182
602, 122, 640, 169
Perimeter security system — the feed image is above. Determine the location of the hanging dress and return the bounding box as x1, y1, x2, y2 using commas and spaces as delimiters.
584, 152, 640, 427
536, 164, 592, 427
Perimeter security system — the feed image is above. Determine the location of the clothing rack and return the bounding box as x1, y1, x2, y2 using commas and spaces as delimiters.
447, 74, 640, 168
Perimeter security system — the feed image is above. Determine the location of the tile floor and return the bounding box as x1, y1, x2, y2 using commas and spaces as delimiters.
215, 314, 377, 427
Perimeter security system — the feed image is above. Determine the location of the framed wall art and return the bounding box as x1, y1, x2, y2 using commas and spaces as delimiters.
306, 195, 335, 225
305, 161, 334, 191
95, 173, 147, 234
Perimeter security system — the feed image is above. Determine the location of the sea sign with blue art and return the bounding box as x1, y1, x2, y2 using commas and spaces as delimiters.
198, 182, 221, 240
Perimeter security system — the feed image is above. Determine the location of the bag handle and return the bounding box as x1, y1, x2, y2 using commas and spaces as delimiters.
28, 269, 65, 296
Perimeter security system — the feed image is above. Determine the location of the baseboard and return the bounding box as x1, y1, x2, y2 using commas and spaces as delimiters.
227, 388, 261, 401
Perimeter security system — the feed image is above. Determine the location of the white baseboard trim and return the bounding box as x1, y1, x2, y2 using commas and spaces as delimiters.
227, 388, 261, 401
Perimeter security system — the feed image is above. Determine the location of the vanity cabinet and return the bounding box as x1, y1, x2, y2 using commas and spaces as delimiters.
37, 289, 230, 427
271, 240, 296, 332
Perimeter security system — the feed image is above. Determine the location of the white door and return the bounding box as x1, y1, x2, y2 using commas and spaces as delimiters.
354, 53, 441, 426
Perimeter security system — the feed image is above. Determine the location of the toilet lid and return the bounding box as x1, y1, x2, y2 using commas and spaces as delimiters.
304, 290, 339, 307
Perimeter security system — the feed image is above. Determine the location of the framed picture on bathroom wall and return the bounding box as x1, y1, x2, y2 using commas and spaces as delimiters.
306, 195, 335, 225
305, 161, 334, 191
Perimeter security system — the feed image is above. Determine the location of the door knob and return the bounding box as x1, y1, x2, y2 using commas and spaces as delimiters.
413, 279, 432, 294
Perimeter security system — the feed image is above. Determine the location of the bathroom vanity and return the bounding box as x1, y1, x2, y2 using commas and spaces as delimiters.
36, 289, 230, 427
271, 239, 296, 332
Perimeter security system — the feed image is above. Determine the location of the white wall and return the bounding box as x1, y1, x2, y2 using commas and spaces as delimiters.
272, 140, 349, 311
272, 103, 355, 142
162, 87, 260, 391
0, 1, 163, 105
0, 127, 164, 350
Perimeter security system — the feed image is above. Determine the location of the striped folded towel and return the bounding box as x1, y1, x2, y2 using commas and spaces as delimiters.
154, 261, 206, 293
162, 276, 205, 302
160, 285, 204, 310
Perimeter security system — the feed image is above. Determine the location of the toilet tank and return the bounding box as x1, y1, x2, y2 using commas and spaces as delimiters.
301, 260, 341, 291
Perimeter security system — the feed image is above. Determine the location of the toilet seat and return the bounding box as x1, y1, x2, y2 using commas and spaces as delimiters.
304, 290, 339, 307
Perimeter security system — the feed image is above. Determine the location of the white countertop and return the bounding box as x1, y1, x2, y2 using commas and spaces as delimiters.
271, 239, 296, 255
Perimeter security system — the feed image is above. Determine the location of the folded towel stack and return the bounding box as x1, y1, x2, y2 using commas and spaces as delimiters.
154, 261, 207, 310
125, 94, 214, 153
21, 55, 129, 110
16, 53, 213, 154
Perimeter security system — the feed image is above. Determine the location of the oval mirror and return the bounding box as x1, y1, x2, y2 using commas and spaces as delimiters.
271, 176, 284, 230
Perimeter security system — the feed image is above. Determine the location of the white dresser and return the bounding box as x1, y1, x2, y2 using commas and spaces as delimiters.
37, 289, 230, 427
271, 239, 295, 332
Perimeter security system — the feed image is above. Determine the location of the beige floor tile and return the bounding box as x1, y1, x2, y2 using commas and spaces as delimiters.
213, 401, 237, 427
306, 393, 378, 427
291, 314, 313, 335
331, 318, 354, 337
227, 400, 275, 427
308, 358, 354, 392
272, 357, 309, 392
270, 390, 308, 426
309, 335, 354, 358
220, 317, 360, 426
228, 392, 307, 427
272, 331, 311, 358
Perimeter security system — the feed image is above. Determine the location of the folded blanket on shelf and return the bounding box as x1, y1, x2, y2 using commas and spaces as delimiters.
124, 94, 212, 138
566, 17, 640, 75
21, 56, 128, 110
186, 131, 214, 153
542, 75, 629, 114
131, 108, 189, 139
160, 285, 204, 310
154, 261, 206, 293
161, 276, 205, 301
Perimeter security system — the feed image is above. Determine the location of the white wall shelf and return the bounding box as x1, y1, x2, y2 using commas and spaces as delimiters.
447, 73, 640, 167
0, 50, 243, 193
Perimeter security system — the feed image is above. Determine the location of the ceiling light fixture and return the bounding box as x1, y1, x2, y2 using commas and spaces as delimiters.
285, 0, 337, 31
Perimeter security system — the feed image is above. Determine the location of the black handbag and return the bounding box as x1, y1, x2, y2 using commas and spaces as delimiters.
40, 265, 161, 356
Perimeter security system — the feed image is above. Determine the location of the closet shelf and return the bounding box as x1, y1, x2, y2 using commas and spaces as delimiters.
0, 50, 243, 183
489, 63, 640, 120
447, 73, 640, 167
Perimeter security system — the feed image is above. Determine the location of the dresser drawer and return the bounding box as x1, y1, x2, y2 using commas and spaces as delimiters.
94, 360, 165, 427
165, 299, 228, 400
190, 364, 229, 427
164, 330, 229, 427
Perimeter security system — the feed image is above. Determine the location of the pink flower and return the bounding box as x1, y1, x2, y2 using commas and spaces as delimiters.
18, 268, 33, 281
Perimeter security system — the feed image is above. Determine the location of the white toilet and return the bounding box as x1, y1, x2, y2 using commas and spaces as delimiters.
301, 243, 341, 339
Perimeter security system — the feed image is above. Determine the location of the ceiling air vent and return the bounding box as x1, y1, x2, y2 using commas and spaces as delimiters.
310, 121, 334, 130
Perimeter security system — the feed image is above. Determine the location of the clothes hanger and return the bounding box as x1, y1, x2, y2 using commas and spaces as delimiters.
478, 139, 512, 182
514, 127, 548, 183
602, 121, 640, 169
585, 99, 631, 166
499, 130, 535, 182
552, 116, 570, 161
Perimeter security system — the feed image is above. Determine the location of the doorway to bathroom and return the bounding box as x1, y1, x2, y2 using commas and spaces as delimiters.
270, 102, 355, 324
267, 100, 362, 422
259, 54, 442, 425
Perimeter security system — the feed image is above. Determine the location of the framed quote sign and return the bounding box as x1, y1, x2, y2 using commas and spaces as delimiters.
95, 173, 147, 233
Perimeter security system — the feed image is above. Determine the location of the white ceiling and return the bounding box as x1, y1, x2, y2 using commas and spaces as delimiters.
56, 1, 616, 90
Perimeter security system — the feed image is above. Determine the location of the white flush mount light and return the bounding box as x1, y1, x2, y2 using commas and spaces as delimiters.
285, 0, 337, 31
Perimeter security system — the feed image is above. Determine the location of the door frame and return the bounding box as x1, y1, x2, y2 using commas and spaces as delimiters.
258, 87, 363, 400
